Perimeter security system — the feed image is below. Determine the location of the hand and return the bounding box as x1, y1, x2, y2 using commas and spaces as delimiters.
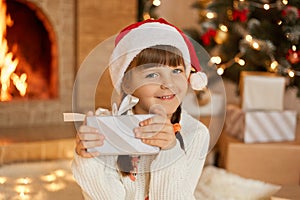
134, 109, 176, 150
75, 111, 105, 158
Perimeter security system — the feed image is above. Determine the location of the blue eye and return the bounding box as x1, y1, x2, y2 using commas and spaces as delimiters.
145, 73, 158, 78
173, 68, 183, 74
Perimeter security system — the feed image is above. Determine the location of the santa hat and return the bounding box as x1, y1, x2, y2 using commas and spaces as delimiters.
109, 18, 207, 94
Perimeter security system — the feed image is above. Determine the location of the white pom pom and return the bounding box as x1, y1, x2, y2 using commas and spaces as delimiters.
190, 72, 208, 90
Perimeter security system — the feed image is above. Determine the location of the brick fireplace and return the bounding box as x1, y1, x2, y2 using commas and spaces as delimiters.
0, 0, 136, 148
0, 0, 75, 128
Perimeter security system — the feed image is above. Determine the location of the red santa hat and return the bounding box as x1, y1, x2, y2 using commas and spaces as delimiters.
109, 18, 207, 94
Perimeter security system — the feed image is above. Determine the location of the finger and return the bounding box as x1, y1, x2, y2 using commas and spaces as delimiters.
141, 138, 170, 149
76, 132, 104, 149
77, 132, 105, 141
136, 122, 173, 134
77, 148, 100, 158
136, 123, 165, 134
135, 124, 173, 139
79, 125, 99, 134
76, 139, 102, 156
84, 111, 94, 125
139, 115, 169, 127
150, 131, 174, 141
81, 140, 104, 149
145, 134, 175, 149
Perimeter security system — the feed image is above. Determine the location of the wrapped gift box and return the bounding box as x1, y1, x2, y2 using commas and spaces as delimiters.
86, 114, 160, 155
244, 110, 297, 143
217, 127, 300, 185
225, 105, 297, 143
239, 71, 286, 111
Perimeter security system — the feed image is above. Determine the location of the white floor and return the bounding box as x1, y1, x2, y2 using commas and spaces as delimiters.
0, 160, 280, 200
0, 160, 83, 200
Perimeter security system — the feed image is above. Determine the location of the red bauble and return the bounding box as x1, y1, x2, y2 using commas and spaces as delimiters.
286, 49, 300, 64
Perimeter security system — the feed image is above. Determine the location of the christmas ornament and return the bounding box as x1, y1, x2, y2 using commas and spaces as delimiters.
201, 28, 216, 46
282, 6, 300, 23
232, 8, 249, 22
286, 49, 300, 64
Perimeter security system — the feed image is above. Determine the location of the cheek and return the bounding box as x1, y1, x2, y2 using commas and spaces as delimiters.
122, 77, 142, 95
132, 85, 156, 98
175, 76, 188, 93
122, 73, 153, 95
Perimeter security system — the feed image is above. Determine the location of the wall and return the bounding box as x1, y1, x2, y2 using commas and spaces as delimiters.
155, 0, 199, 30
76, 0, 137, 110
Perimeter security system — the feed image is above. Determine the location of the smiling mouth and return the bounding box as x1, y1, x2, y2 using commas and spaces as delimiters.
157, 94, 176, 100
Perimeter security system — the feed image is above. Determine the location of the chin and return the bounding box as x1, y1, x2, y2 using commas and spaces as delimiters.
165, 106, 180, 115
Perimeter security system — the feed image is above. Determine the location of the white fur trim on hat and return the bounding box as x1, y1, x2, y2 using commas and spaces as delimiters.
190, 72, 208, 90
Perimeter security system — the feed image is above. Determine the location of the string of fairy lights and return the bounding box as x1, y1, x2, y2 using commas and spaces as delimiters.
141, 0, 300, 79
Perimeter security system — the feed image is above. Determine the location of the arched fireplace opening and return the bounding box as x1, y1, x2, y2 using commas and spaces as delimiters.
1, 0, 58, 101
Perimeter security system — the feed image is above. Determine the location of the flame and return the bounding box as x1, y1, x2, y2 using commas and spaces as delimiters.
0, 0, 27, 101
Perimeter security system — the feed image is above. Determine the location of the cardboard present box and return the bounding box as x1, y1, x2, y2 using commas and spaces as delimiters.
271, 185, 300, 200
239, 71, 286, 111
217, 126, 300, 185
225, 105, 297, 143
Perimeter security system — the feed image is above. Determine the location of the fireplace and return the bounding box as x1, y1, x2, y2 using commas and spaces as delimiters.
0, 0, 75, 128
1, 0, 58, 101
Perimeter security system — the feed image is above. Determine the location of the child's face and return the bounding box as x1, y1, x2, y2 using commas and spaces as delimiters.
122, 64, 188, 116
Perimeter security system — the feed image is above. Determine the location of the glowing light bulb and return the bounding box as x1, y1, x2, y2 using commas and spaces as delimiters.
270, 61, 278, 70
206, 12, 215, 19
277, 20, 282, 25
245, 35, 252, 42
210, 56, 222, 64
152, 0, 161, 7
219, 24, 228, 32
252, 42, 260, 50
238, 59, 245, 66
282, 0, 288, 5
288, 70, 295, 77
292, 45, 297, 51
263, 4, 270, 10
217, 67, 224, 75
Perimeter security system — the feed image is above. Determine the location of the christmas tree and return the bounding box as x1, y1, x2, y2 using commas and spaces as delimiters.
139, 0, 300, 96
194, 0, 300, 95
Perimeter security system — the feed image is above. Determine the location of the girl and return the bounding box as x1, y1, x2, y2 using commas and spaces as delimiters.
72, 18, 210, 200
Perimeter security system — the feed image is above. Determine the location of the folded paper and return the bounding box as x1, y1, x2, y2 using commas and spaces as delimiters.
87, 115, 159, 155
63, 113, 85, 122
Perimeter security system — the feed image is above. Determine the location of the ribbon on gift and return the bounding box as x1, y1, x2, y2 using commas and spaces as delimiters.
63, 95, 139, 122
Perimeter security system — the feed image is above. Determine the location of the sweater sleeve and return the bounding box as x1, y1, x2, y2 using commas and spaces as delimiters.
148, 120, 209, 200
71, 153, 126, 200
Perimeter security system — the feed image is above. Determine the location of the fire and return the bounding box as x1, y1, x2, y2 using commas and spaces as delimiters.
0, 0, 27, 101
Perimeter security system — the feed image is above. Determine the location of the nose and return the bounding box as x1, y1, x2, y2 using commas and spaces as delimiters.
160, 76, 174, 89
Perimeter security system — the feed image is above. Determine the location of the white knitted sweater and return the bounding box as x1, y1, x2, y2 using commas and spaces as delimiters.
71, 111, 209, 200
